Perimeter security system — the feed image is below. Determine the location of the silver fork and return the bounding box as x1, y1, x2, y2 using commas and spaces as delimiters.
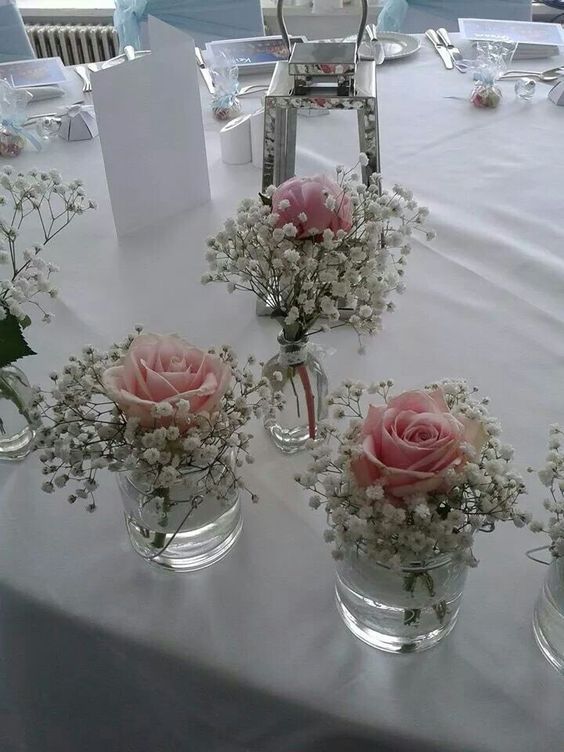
239, 83, 268, 96
75, 65, 91, 93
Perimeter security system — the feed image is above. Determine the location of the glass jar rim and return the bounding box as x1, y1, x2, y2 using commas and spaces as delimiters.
277, 330, 309, 346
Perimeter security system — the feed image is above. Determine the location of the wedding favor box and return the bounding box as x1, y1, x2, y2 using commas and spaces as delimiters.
59, 106, 98, 141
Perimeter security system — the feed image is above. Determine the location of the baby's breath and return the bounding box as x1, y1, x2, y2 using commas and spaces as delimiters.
34, 332, 282, 511
0, 166, 95, 329
204, 164, 433, 347
528, 425, 564, 558
297, 378, 526, 566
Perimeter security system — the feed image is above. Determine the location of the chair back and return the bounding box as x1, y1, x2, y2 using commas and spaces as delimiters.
114, 0, 264, 51
378, 0, 532, 33
0, 0, 35, 63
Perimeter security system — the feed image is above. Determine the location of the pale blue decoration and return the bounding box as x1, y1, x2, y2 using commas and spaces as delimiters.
377, 1, 530, 34
0, 81, 41, 150
114, 0, 263, 51
0, 0, 35, 63
113, 0, 147, 52
377, 0, 408, 32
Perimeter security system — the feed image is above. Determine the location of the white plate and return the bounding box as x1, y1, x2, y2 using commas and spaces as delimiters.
343, 32, 421, 62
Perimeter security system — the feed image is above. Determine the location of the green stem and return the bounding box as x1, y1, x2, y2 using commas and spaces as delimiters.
0, 369, 31, 435
402, 570, 444, 627
404, 608, 421, 626
433, 600, 448, 624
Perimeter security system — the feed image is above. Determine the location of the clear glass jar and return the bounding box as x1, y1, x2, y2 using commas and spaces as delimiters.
0, 365, 35, 461
263, 333, 328, 454
119, 463, 242, 572
335, 548, 467, 653
533, 556, 564, 674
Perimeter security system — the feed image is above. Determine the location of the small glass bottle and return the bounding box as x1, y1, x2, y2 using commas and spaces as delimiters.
263, 332, 328, 454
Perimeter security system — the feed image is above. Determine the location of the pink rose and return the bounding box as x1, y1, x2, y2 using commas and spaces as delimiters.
102, 334, 231, 429
271, 174, 353, 239
351, 389, 486, 498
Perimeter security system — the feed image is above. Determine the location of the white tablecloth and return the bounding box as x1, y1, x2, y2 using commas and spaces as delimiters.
1, 40, 563, 752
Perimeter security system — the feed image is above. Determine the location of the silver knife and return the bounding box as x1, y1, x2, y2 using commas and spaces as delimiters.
195, 47, 215, 94
366, 23, 385, 66
436, 28, 463, 65
425, 29, 453, 70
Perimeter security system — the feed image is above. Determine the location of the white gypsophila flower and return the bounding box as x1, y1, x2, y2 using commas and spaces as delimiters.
0, 166, 95, 332
296, 378, 526, 567
36, 333, 274, 519
204, 160, 433, 344
528, 426, 564, 558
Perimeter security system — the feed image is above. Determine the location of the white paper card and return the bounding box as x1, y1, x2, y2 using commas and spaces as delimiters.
91, 17, 210, 236
459, 19, 564, 46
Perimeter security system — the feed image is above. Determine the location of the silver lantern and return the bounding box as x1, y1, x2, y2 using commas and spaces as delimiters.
262, 0, 380, 191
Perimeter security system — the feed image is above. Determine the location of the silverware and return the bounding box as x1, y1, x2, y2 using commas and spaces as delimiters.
195, 47, 215, 94
425, 29, 453, 70
500, 66, 564, 83
436, 27, 466, 71
238, 83, 268, 96
366, 23, 385, 65
24, 99, 84, 126
74, 65, 91, 93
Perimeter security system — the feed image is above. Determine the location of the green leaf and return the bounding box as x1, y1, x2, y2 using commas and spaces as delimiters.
0, 312, 36, 368
20, 315, 32, 329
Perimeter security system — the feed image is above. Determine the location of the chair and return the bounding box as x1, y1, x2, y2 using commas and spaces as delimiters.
114, 0, 264, 51
378, 0, 532, 34
0, 0, 35, 63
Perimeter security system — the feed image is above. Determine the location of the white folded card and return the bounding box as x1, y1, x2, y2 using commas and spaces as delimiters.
91, 17, 210, 236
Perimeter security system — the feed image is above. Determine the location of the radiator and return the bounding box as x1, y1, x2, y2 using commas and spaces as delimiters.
26, 24, 119, 65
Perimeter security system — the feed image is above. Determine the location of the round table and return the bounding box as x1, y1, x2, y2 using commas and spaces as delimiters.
1, 38, 563, 752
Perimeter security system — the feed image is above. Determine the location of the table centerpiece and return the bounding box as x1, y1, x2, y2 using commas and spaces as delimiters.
0, 165, 95, 460
527, 423, 564, 673
296, 378, 527, 652
34, 330, 280, 571
203, 160, 433, 454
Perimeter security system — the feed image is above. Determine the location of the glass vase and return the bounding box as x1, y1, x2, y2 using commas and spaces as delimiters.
118, 462, 242, 572
335, 548, 467, 653
532, 556, 564, 674
0, 365, 35, 461
263, 332, 328, 454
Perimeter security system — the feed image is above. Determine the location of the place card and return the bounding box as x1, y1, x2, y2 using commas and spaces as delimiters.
91, 17, 210, 236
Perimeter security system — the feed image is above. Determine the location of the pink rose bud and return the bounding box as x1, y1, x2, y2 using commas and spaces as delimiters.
351, 388, 487, 499
271, 174, 353, 239
101, 333, 231, 431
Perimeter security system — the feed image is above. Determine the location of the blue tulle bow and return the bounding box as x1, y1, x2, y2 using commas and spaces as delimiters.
377, 0, 409, 32
113, 0, 147, 51
113, 0, 263, 51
